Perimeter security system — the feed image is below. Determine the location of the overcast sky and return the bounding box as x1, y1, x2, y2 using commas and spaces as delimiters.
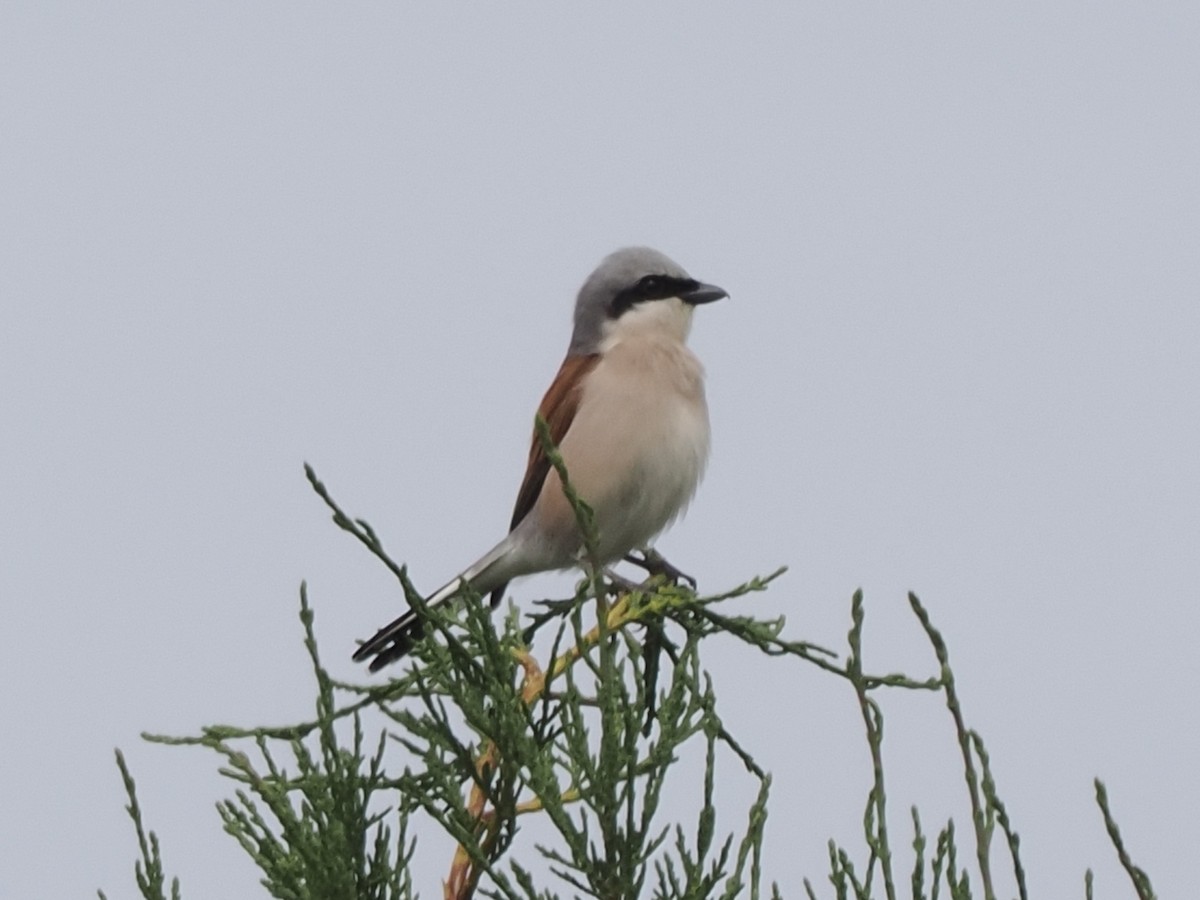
2, 3, 1197, 898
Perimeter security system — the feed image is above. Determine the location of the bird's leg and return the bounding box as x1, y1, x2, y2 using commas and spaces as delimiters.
622, 547, 697, 590
603, 568, 646, 595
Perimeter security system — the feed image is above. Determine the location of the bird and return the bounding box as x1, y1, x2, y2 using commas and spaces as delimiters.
353, 246, 727, 670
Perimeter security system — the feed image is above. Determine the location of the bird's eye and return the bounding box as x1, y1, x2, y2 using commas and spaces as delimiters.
638, 275, 663, 296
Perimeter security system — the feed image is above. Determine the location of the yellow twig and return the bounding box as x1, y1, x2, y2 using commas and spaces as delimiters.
444, 587, 644, 898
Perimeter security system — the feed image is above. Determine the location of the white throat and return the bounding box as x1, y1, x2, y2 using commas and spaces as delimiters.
600, 297, 694, 351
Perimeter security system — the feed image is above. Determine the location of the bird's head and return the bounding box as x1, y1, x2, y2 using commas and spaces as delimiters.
569, 247, 727, 356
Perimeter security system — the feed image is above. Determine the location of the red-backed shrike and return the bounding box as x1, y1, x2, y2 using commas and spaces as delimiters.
354, 247, 727, 670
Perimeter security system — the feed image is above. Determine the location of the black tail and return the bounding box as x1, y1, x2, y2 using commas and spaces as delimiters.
352, 609, 425, 672
353, 545, 512, 671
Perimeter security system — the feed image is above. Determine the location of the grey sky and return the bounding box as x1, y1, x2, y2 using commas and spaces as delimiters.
2, 3, 1197, 897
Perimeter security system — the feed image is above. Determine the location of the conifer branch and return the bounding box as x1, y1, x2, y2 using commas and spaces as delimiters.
105, 464, 1158, 900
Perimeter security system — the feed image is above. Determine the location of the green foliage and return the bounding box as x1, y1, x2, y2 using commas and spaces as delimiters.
102, 458, 1158, 899
98, 750, 181, 900
1092, 781, 1156, 900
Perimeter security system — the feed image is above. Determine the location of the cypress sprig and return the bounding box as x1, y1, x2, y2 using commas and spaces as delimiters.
103, 457, 1158, 899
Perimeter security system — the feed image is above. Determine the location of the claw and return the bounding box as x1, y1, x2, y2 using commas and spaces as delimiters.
601, 568, 644, 594
622, 548, 697, 590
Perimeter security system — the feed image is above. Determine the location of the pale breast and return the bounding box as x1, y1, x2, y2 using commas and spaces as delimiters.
548, 335, 711, 560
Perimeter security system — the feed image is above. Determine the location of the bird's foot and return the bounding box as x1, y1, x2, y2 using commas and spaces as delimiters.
622, 548, 697, 590
600, 569, 644, 595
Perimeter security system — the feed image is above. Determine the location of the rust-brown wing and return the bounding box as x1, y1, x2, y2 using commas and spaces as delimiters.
508, 353, 600, 532
488, 353, 599, 608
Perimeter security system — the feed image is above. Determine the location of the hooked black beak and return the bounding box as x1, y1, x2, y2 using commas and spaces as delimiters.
681, 281, 728, 305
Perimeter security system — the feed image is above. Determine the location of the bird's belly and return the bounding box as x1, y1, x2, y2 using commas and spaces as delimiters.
596, 402, 709, 558
556, 342, 711, 561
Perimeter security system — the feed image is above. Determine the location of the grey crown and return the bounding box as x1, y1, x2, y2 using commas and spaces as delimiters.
568, 247, 695, 356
